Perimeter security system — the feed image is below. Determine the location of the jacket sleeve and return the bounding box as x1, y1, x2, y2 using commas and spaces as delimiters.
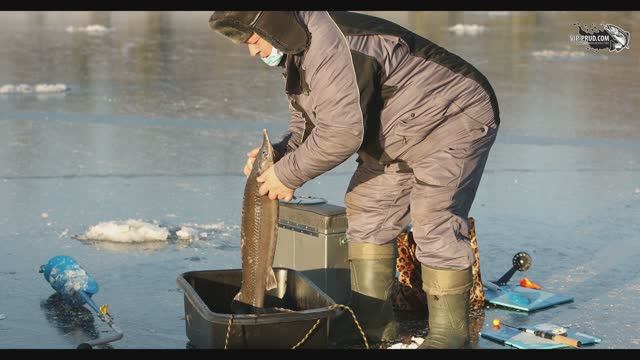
271, 100, 306, 162
273, 37, 364, 189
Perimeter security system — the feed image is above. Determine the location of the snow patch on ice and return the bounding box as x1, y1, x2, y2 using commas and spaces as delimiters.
448, 24, 486, 36
532, 50, 608, 60
176, 226, 198, 241
180, 222, 227, 231
66, 25, 110, 34
80, 219, 169, 243
0, 83, 69, 94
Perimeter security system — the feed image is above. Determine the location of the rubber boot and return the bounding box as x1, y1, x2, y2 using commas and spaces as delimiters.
418, 264, 473, 349
344, 241, 399, 344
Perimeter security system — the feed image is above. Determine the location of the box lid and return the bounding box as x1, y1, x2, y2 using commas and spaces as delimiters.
278, 202, 347, 235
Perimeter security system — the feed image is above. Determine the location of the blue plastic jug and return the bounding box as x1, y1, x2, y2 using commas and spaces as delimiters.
40, 256, 99, 307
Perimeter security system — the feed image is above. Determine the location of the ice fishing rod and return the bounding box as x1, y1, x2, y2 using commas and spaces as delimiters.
483, 251, 533, 291
493, 319, 581, 348
495, 251, 532, 286
40, 255, 124, 349
76, 294, 123, 350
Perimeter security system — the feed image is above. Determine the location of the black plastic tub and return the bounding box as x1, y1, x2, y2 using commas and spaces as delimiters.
177, 268, 342, 349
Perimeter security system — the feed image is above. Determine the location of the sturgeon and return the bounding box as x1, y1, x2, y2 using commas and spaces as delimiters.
231, 129, 279, 313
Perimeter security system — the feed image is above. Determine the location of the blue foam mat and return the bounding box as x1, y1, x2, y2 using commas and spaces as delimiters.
484, 284, 574, 312
480, 322, 601, 349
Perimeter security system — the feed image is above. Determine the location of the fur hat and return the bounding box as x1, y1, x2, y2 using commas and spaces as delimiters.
209, 11, 310, 54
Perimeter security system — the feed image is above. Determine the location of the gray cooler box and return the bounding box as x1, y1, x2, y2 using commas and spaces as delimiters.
274, 201, 351, 304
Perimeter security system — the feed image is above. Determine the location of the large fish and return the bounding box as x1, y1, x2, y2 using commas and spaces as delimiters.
231, 129, 279, 314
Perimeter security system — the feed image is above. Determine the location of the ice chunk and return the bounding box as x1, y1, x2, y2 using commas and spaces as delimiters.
1, 83, 69, 94
34, 83, 69, 93
66, 24, 110, 34
448, 24, 485, 36
176, 226, 198, 241
0, 84, 16, 94
81, 219, 169, 243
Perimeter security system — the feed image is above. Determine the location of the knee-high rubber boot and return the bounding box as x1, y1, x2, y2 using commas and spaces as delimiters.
347, 241, 399, 343
418, 264, 473, 349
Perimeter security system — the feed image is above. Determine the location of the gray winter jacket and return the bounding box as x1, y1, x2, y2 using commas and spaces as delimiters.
268, 11, 499, 190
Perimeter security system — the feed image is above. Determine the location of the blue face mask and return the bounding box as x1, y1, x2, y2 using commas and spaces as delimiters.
261, 46, 284, 67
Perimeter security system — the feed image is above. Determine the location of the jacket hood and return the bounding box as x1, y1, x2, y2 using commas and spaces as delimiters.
209, 11, 310, 54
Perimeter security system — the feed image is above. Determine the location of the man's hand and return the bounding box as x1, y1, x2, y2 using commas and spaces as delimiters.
256, 165, 294, 201
243, 147, 260, 177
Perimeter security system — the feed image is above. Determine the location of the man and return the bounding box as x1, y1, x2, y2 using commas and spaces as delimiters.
209, 11, 499, 349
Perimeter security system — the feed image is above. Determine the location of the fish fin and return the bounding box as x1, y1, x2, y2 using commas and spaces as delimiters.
265, 267, 277, 291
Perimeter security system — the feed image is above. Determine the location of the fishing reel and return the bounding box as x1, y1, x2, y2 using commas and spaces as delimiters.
495, 251, 532, 286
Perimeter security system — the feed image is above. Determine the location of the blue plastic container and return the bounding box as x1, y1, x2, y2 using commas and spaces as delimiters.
40, 256, 99, 307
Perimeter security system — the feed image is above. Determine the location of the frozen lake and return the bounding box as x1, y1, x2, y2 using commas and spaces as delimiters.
0, 11, 638, 349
